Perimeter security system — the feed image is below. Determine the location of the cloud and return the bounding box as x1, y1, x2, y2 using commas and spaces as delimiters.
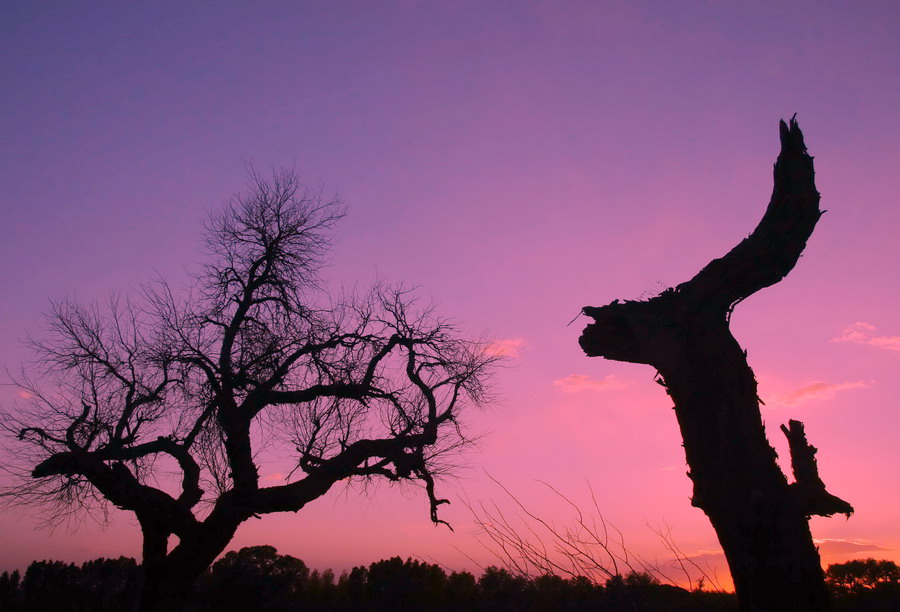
814, 538, 892, 554
868, 336, 900, 351
679, 549, 726, 565
776, 380, 871, 406
833, 321, 876, 343
833, 322, 900, 352
553, 374, 627, 393
484, 338, 525, 358
264, 472, 285, 481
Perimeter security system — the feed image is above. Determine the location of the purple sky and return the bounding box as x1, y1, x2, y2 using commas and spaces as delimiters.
2, 1, 899, 584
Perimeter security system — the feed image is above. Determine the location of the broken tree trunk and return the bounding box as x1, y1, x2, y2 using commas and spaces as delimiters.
579, 118, 852, 611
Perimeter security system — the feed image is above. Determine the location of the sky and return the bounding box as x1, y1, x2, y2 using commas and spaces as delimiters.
2, 0, 899, 588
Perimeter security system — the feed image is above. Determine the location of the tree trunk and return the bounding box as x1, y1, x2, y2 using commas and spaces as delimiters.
579, 118, 851, 611
137, 566, 197, 612
658, 321, 831, 610
135, 517, 241, 611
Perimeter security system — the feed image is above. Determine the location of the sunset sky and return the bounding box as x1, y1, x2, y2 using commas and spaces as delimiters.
2, 1, 899, 587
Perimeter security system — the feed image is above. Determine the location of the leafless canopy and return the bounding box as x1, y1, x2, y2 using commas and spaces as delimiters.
2, 169, 499, 608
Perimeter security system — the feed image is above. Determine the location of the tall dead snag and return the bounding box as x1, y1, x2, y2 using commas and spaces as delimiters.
579, 118, 852, 611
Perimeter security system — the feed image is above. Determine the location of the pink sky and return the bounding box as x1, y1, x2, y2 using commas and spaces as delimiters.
2, 1, 899, 585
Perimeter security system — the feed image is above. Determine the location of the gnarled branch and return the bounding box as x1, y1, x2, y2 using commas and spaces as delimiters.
780, 420, 853, 518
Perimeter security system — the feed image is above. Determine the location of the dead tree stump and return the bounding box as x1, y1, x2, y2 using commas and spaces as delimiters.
579, 118, 851, 611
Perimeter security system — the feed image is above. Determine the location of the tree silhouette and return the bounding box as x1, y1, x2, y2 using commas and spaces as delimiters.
305, 567, 339, 609
2, 169, 499, 611
446, 569, 478, 609
77, 557, 139, 611
202, 545, 308, 611
476, 566, 531, 611
826, 559, 900, 596
0, 557, 137, 612
0, 570, 20, 610
368, 557, 448, 609
19, 561, 79, 610
578, 118, 852, 610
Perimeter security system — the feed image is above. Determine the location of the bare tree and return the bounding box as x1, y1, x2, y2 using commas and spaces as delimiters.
463, 476, 726, 593
2, 170, 499, 611
578, 118, 852, 610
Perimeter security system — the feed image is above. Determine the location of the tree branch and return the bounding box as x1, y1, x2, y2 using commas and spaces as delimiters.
679, 116, 822, 313
580, 117, 823, 366
780, 420, 854, 518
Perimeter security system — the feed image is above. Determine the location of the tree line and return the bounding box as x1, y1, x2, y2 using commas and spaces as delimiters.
0, 545, 733, 611
2, 545, 898, 611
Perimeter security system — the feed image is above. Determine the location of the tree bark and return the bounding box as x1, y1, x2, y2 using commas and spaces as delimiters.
579, 118, 851, 611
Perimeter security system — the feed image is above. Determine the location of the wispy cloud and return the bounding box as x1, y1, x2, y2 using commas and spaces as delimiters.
681, 549, 725, 562
264, 472, 285, 481
833, 322, 900, 352
484, 338, 525, 358
814, 538, 892, 554
553, 374, 627, 393
775, 380, 871, 406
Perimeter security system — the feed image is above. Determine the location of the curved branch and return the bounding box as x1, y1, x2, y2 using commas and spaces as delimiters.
264, 382, 372, 406
679, 116, 822, 313
580, 117, 823, 366
251, 434, 427, 509
31, 451, 198, 536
